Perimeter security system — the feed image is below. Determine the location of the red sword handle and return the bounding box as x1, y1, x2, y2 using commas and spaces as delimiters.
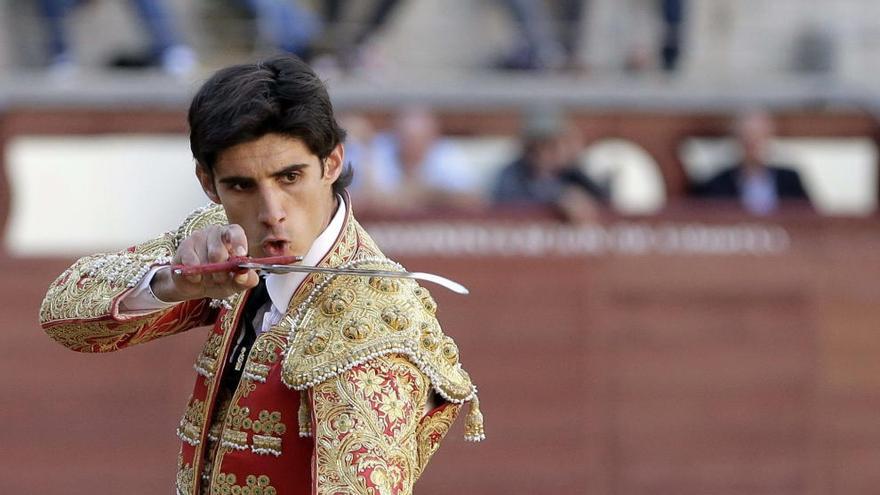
171, 255, 301, 276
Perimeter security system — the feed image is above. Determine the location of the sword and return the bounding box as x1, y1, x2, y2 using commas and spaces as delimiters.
171, 256, 469, 295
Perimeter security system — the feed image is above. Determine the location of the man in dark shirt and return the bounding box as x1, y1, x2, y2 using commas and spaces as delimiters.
492, 109, 607, 222
695, 109, 811, 215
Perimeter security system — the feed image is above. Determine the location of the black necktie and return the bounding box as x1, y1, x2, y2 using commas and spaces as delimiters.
221, 279, 269, 393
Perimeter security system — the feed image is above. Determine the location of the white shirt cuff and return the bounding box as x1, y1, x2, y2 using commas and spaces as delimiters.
117, 265, 178, 314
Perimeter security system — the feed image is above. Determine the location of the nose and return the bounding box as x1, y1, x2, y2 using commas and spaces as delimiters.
257, 186, 287, 228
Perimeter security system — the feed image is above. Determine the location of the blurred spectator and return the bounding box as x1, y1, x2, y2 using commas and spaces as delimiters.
237, 0, 321, 59
496, 0, 586, 72
492, 108, 608, 223
315, 0, 403, 72
658, 0, 685, 72
619, 0, 686, 73
347, 107, 484, 214
496, 0, 685, 73
39, 0, 196, 76
693, 109, 811, 215
338, 112, 380, 193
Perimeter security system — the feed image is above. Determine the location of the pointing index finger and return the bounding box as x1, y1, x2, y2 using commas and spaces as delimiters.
222, 225, 249, 257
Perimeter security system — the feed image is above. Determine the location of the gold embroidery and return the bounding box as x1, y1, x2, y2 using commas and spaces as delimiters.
413, 287, 437, 315
306, 333, 330, 355
213, 472, 278, 495
464, 395, 486, 442
250, 410, 286, 456
177, 398, 207, 446
176, 453, 195, 495
369, 276, 400, 293
252, 410, 286, 436
252, 434, 283, 457
271, 215, 364, 336
419, 323, 440, 352
194, 334, 223, 379
342, 318, 373, 342
220, 404, 251, 450
416, 404, 460, 477
201, 214, 365, 485
207, 420, 222, 444
220, 429, 248, 451
358, 369, 385, 397
281, 259, 477, 407
298, 391, 312, 438
242, 336, 281, 383
238, 379, 258, 399
320, 288, 356, 315
39, 203, 228, 353
188, 204, 479, 495
312, 354, 429, 495
40, 236, 175, 322
381, 306, 410, 331
353, 220, 384, 259
217, 404, 288, 455
441, 337, 459, 365
173, 204, 229, 246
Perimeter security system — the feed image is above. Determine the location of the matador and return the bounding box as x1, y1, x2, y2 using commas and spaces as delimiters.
39, 55, 483, 495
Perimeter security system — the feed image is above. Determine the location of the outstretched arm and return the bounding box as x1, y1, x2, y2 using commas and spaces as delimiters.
39, 204, 258, 352
39, 232, 214, 352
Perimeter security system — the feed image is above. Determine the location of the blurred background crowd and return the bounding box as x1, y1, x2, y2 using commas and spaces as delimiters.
3, 0, 880, 251
8, 0, 688, 77
3, 2, 880, 494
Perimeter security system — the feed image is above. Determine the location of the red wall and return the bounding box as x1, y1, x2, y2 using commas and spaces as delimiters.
4, 213, 880, 494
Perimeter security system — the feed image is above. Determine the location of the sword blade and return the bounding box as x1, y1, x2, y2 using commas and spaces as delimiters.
238, 263, 469, 295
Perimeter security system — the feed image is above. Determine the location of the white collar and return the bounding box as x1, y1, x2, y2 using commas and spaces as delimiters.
265, 195, 346, 313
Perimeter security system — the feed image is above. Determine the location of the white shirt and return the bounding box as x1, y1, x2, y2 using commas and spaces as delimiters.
259, 195, 346, 333
121, 195, 347, 335
740, 170, 778, 216
348, 133, 477, 194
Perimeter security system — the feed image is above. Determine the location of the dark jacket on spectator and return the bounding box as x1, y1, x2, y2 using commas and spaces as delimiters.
695, 164, 809, 200
492, 158, 608, 206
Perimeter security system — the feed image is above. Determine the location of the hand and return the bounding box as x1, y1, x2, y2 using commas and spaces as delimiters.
151, 225, 259, 302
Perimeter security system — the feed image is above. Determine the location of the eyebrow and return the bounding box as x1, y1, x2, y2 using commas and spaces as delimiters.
217, 163, 310, 186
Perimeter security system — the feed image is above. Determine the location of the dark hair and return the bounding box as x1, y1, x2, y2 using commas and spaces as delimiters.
188, 55, 353, 195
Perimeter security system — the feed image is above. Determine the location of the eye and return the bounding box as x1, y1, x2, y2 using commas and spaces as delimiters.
280, 171, 300, 184
228, 182, 251, 192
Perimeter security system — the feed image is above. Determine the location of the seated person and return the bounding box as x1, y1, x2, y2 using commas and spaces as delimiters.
492, 108, 607, 223
694, 109, 811, 215
348, 106, 484, 214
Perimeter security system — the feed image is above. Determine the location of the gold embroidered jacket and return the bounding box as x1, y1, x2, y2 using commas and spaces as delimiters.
40, 203, 483, 495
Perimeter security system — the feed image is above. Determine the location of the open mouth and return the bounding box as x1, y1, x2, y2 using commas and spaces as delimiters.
261, 239, 289, 256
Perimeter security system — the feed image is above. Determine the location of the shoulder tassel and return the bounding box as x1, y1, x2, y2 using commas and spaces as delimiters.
298, 391, 312, 438
464, 395, 485, 442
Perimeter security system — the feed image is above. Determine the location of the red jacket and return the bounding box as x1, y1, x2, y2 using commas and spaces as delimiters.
40, 203, 483, 494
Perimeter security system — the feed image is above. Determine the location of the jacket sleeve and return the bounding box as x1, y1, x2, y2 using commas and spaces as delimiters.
39, 205, 227, 353
310, 354, 460, 495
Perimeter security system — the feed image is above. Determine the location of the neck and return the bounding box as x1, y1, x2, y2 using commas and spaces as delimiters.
323, 194, 340, 230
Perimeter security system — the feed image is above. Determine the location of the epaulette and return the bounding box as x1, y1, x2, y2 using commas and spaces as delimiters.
280, 258, 477, 404
174, 203, 228, 245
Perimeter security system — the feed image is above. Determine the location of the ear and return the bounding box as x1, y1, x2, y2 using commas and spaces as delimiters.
322, 143, 344, 184
196, 163, 221, 204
